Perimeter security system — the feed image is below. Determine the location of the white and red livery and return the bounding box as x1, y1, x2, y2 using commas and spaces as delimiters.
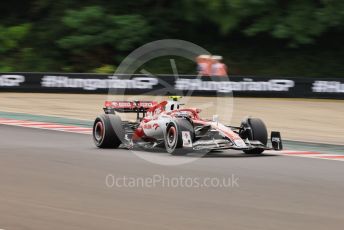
93, 97, 282, 155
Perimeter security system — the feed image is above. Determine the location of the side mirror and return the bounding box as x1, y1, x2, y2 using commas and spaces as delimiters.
212, 115, 219, 122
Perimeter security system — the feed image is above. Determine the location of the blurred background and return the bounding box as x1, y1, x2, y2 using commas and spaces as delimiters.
0, 0, 343, 75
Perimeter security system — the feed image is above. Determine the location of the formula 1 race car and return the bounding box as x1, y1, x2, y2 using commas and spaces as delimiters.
92, 96, 283, 155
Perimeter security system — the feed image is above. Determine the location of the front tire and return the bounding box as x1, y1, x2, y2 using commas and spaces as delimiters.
241, 118, 268, 154
93, 114, 124, 148
165, 119, 194, 156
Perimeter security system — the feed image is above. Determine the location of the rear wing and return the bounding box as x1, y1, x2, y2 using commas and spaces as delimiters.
104, 101, 158, 114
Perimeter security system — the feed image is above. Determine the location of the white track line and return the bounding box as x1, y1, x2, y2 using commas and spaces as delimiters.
0, 118, 92, 135
265, 150, 344, 162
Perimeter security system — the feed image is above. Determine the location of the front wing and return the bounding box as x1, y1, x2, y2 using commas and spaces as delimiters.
191, 132, 283, 151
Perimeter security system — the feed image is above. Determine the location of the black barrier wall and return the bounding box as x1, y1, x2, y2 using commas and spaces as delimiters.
0, 73, 343, 99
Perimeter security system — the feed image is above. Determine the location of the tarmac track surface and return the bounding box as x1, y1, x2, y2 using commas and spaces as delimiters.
0, 125, 343, 230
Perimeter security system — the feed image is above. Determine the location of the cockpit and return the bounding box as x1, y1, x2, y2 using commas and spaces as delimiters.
164, 101, 180, 112
169, 108, 201, 120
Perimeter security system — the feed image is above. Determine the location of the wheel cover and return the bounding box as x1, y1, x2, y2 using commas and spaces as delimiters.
167, 126, 177, 149
94, 121, 104, 142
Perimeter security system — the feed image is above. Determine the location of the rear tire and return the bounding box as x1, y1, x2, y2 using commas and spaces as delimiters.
165, 119, 194, 156
93, 114, 124, 148
241, 118, 268, 154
